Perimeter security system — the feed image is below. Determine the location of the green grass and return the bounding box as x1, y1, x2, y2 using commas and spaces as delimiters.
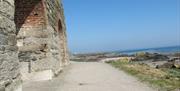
108, 61, 180, 91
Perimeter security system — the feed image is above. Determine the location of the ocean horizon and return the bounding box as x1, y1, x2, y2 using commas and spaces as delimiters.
117, 45, 180, 54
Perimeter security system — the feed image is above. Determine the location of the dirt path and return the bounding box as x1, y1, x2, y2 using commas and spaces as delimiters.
23, 62, 156, 91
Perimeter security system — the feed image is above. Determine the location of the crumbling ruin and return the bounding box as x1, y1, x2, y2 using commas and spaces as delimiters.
0, 0, 69, 91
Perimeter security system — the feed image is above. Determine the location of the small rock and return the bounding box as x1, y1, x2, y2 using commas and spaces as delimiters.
174, 59, 180, 69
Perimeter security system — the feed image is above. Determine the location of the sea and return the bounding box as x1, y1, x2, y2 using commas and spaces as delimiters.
117, 45, 180, 55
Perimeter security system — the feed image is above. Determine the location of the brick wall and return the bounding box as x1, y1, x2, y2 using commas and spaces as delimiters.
15, 0, 46, 32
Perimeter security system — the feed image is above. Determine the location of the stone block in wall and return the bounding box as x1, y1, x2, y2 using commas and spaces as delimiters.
17, 28, 48, 39
0, 13, 16, 34
23, 70, 53, 82
22, 37, 48, 46
25, 31, 49, 38
0, 34, 8, 45
8, 34, 17, 46
0, 53, 20, 81
19, 44, 48, 52
5, 45, 18, 52
0, 0, 14, 20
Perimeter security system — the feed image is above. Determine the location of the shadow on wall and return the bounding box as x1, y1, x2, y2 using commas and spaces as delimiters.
14, 0, 42, 34
58, 19, 66, 64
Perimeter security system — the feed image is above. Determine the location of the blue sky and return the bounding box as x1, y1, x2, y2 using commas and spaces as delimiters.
62, 0, 180, 53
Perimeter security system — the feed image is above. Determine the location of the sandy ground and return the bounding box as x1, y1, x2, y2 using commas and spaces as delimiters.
23, 62, 156, 91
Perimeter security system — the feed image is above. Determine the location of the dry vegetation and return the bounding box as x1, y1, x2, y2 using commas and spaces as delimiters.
108, 60, 180, 91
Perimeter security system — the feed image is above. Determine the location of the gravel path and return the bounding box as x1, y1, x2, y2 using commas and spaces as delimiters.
23, 62, 156, 91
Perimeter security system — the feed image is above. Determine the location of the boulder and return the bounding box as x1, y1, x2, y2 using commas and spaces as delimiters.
134, 52, 169, 61
174, 59, 180, 69
156, 62, 174, 69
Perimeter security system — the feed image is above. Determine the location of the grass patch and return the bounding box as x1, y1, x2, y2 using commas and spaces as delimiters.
108, 61, 180, 91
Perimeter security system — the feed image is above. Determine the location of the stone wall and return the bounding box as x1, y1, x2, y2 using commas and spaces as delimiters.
14, 0, 69, 78
0, 0, 69, 90
45, 0, 69, 67
0, 0, 22, 91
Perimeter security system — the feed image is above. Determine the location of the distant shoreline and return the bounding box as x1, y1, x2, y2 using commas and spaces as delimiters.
72, 45, 180, 55
115, 45, 180, 55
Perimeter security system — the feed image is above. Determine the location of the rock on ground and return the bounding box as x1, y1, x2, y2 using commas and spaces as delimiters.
174, 59, 180, 68
23, 62, 156, 91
